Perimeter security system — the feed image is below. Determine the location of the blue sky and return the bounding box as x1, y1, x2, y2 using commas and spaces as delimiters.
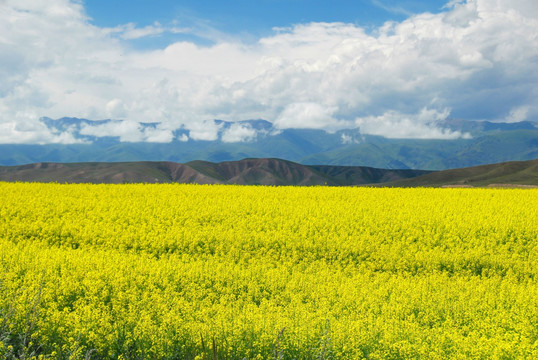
85, 0, 450, 44
0, 0, 537, 144
83, 0, 453, 50
84, 0, 446, 37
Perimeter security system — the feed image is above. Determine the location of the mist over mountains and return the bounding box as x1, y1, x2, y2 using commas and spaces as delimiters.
1, 117, 536, 170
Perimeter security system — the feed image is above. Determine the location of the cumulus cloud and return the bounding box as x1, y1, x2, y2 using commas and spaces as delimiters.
355, 108, 471, 139
505, 106, 530, 123
186, 120, 222, 141
221, 123, 257, 143
105, 98, 127, 119
0, 117, 83, 144
79, 121, 174, 142
0, 0, 537, 143
274, 102, 351, 130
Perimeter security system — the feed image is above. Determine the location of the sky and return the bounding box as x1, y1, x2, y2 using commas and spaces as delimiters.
0, 0, 537, 144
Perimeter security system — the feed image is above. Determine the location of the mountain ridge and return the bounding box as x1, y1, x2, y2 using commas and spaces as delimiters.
1, 158, 537, 187
1, 117, 536, 170
0, 159, 430, 186
379, 159, 538, 187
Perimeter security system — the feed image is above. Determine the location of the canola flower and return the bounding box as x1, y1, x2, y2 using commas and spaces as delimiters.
0, 183, 537, 359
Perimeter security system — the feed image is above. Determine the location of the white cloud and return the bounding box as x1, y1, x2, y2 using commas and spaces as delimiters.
221, 123, 257, 143
106, 22, 164, 40
506, 106, 530, 123
186, 120, 222, 141
105, 98, 127, 119
0, 0, 537, 144
79, 121, 139, 142
371, 0, 413, 16
0, 119, 83, 145
142, 126, 175, 143
102, 22, 192, 40
79, 121, 174, 142
442, 0, 478, 26
274, 102, 351, 130
341, 133, 360, 144
355, 108, 471, 139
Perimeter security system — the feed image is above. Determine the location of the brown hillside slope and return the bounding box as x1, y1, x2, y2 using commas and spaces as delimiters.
379, 159, 538, 187
0, 162, 218, 184
0, 159, 429, 185
187, 158, 333, 185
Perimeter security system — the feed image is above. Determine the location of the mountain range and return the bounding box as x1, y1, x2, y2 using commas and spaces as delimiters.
1, 158, 536, 187
0, 158, 430, 186
0, 117, 537, 170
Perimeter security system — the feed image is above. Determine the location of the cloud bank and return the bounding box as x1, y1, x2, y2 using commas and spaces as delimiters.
0, 0, 537, 143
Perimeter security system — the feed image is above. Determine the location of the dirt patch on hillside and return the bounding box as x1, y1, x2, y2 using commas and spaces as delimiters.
487, 184, 538, 188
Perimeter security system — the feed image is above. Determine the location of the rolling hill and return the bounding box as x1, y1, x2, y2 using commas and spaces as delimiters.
0, 159, 431, 186
1, 158, 537, 187
380, 159, 538, 187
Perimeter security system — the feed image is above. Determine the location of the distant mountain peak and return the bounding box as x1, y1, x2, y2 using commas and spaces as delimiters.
1, 117, 535, 170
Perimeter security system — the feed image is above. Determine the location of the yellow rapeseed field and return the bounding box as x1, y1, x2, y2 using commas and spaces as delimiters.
0, 183, 537, 359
